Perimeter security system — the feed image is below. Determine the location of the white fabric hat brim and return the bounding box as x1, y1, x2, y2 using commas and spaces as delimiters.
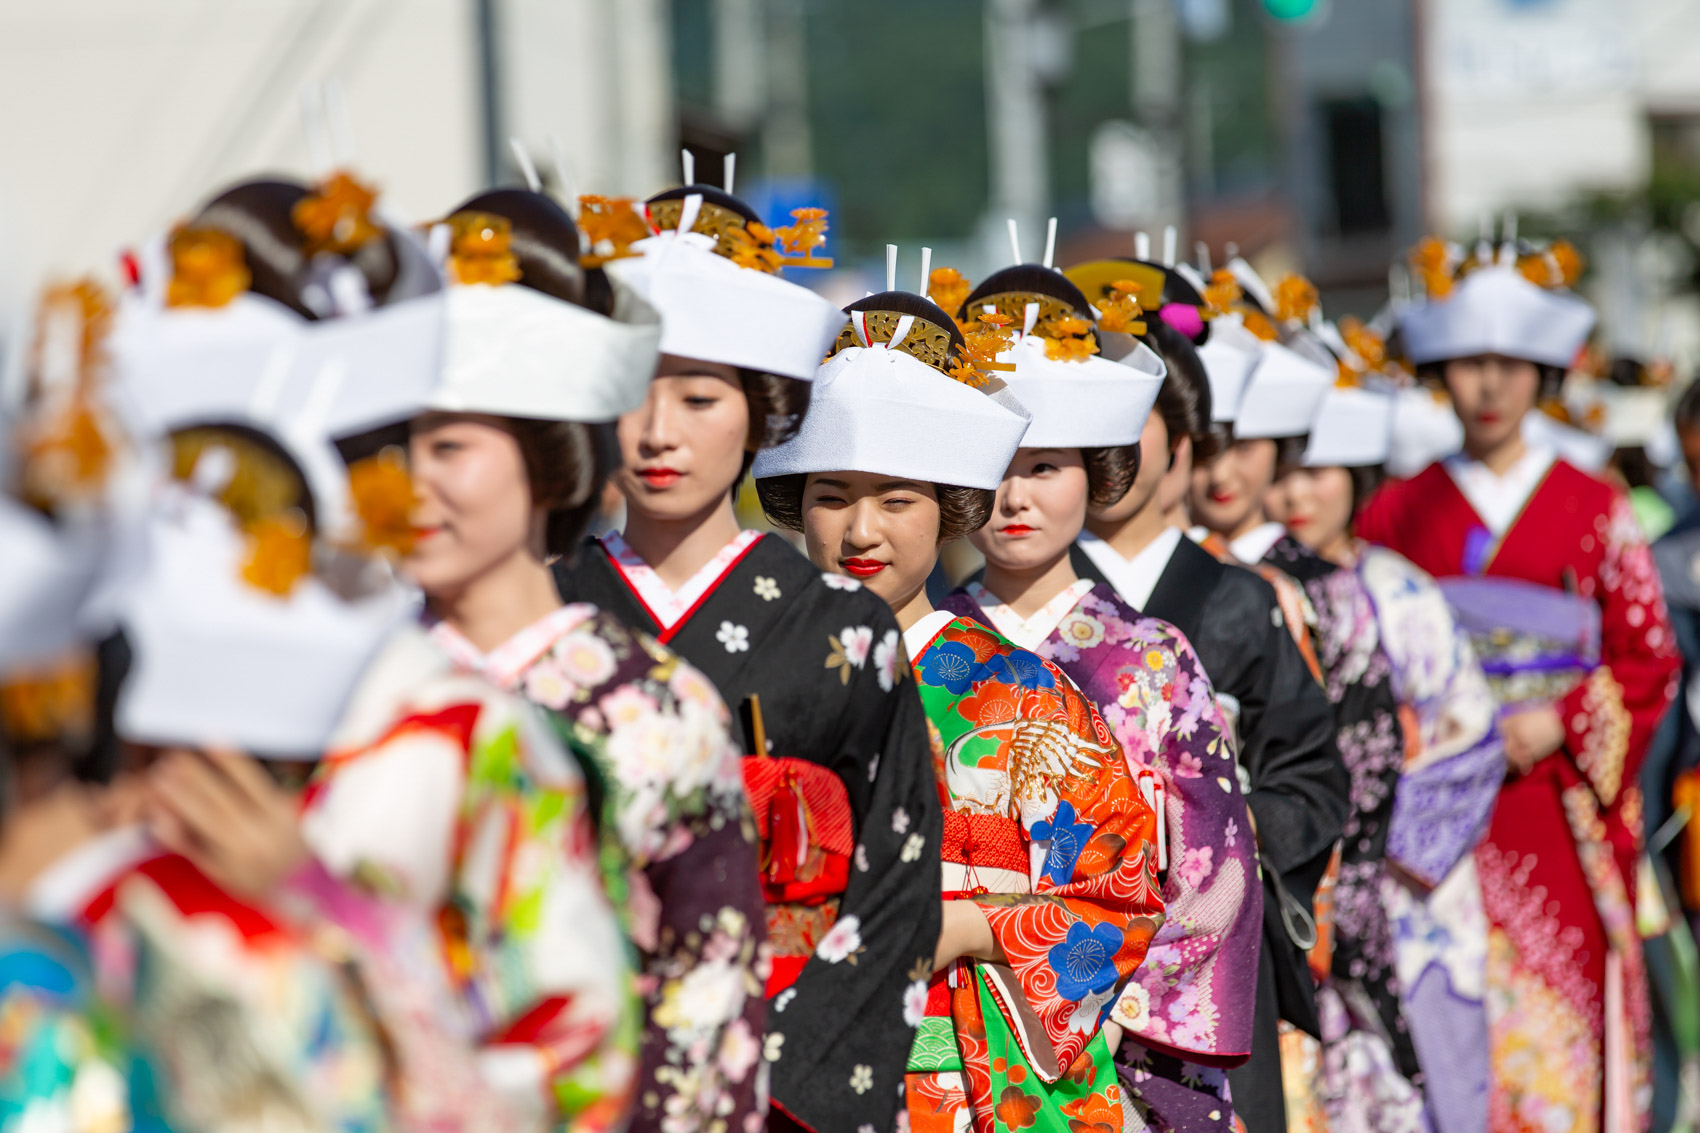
1399, 266, 1595, 368
1233, 340, 1334, 439
431, 277, 662, 422
1198, 317, 1262, 423
1002, 334, 1165, 449
752, 345, 1031, 490
607, 233, 846, 382
1303, 387, 1393, 467
1387, 386, 1463, 478
115, 488, 413, 756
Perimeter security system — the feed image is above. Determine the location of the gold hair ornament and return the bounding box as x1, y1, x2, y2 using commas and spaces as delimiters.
1095, 280, 1148, 336
577, 195, 651, 268
445, 212, 522, 287
18, 280, 119, 514
167, 226, 251, 309
293, 171, 383, 257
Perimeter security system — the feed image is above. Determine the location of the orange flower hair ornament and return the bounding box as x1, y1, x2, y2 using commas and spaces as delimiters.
926, 267, 972, 320
167, 226, 251, 309
445, 212, 522, 287
293, 171, 383, 257
241, 513, 313, 597
723, 219, 783, 273
1408, 237, 1457, 299
1039, 313, 1099, 362
19, 280, 119, 512
1095, 279, 1148, 336
1273, 275, 1320, 325
346, 447, 419, 558
958, 310, 1018, 379
774, 207, 834, 269
577, 195, 652, 268
1517, 239, 1584, 290
1203, 270, 1243, 317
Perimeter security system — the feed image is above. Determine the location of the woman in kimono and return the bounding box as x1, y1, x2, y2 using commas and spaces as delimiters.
752, 284, 1165, 1132
98, 174, 635, 1131
930, 262, 1263, 1132
1356, 234, 1680, 1131
1064, 258, 1348, 1133
555, 183, 943, 1133
1267, 379, 1507, 1133
402, 187, 769, 1133
0, 278, 505, 1132
1188, 266, 1421, 1128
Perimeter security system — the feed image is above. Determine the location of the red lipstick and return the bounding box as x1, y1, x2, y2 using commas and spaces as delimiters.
637, 467, 682, 488
841, 557, 887, 579
999, 524, 1035, 537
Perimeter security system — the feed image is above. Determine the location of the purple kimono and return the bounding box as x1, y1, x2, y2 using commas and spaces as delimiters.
943, 580, 1262, 1132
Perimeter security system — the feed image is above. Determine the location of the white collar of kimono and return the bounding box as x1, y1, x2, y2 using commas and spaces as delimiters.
25, 824, 155, 922
1074, 527, 1182, 613
964, 578, 1093, 651
1442, 443, 1557, 538
1229, 521, 1287, 565
903, 609, 959, 660
427, 603, 598, 690
602, 529, 763, 631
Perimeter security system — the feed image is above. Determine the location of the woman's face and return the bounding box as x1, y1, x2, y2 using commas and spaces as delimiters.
800, 471, 942, 613
614, 355, 748, 525
405, 412, 537, 597
1189, 436, 1277, 536
1266, 465, 1355, 554
1088, 411, 1166, 524
971, 448, 1089, 573
1444, 354, 1540, 454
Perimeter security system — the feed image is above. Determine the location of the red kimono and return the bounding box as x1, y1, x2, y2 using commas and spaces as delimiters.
1358, 456, 1679, 1132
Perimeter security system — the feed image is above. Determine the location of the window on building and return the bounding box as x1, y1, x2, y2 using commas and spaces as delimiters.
1321, 95, 1390, 236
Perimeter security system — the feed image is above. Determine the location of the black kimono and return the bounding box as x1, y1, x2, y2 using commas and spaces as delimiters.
1256, 533, 1421, 1089
1070, 536, 1348, 1133
558, 532, 943, 1133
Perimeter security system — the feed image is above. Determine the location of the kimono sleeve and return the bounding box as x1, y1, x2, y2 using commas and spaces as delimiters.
974, 669, 1164, 1082
765, 613, 943, 1133
1556, 492, 1681, 814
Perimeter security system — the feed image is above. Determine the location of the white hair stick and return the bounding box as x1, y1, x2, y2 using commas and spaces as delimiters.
299, 84, 333, 178
509, 138, 542, 192
1195, 241, 1212, 273
724, 153, 736, 194
886, 244, 898, 292
1163, 225, 1177, 267
1500, 211, 1519, 264
681, 149, 695, 186
546, 134, 576, 215
1042, 217, 1058, 269
1022, 301, 1040, 337
919, 246, 932, 294
1007, 218, 1022, 265
1135, 231, 1151, 260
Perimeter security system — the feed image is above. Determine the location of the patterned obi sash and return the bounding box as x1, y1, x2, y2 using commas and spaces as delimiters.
1439, 575, 1601, 708
908, 810, 1029, 1074
745, 755, 854, 997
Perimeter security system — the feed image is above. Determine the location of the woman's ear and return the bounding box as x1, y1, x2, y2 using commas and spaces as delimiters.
1168, 432, 1192, 472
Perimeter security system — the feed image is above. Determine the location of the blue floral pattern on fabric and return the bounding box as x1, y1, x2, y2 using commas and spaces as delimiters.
918, 640, 979, 694
1049, 921, 1123, 1002
1030, 801, 1094, 886
1005, 649, 1057, 690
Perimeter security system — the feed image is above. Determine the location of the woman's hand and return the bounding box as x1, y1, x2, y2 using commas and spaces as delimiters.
1500, 705, 1565, 776
1101, 1020, 1124, 1057
146, 746, 310, 900
0, 777, 145, 901
933, 899, 1003, 972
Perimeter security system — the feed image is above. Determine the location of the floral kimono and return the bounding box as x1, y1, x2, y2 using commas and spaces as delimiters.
1359, 449, 1680, 1132
900, 611, 1164, 1133
1220, 525, 1422, 1130
1347, 540, 1506, 1133
430, 603, 769, 1133
300, 624, 636, 1132
23, 827, 506, 1133
1071, 533, 1347, 1133
558, 531, 941, 1133
941, 580, 1260, 1131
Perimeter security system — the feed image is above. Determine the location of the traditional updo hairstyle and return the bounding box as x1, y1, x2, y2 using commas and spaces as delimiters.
757, 290, 993, 542
444, 188, 617, 557
1145, 318, 1218, 466
645, 185, 814, 483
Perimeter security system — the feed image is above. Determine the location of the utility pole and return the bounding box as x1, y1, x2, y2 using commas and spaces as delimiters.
984, 0, 1049, 263
1131, 0, 1185, 239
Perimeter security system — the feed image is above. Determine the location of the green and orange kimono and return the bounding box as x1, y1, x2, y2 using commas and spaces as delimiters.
901, 612, 1165, 1133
